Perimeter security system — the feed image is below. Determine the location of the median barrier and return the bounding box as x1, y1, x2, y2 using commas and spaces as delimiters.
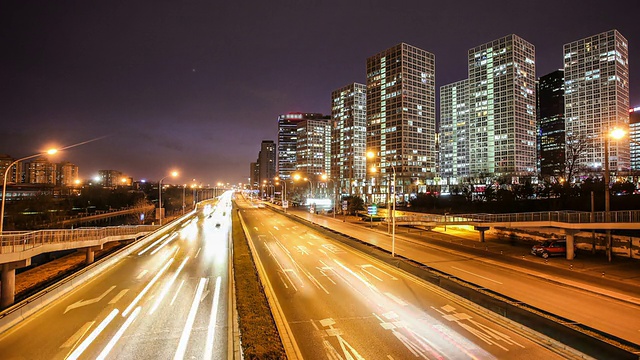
276, 207, 640, 360
0, 210, 197, 335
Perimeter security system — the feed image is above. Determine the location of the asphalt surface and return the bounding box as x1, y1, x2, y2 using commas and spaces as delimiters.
239, 197, 583, 359
288, 207, 640, 346
0, 193, 233, 360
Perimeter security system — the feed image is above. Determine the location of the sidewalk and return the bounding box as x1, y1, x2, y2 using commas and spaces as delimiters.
291, 208, 640, 305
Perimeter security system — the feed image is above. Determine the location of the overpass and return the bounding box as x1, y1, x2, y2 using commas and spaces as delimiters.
0, 225, 158, 308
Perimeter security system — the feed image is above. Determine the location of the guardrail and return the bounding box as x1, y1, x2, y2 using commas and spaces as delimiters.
0, 225, 159, 254
392, 210, 640, 225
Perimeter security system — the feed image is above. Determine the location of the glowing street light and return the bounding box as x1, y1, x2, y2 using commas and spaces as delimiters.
158, 171, 179, 226
604, 128, 626, 262
367, 151, 397, 257
1, 148, 58, 234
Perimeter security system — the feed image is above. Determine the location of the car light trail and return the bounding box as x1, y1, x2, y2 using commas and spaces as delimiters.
138, 234, 169, 256
67, 308, 119, 360
149, 256, 190, 314
150, 232, 179, 255
174, 278, 207, 360
122, 258, 174, 317
96, 306, 141, 360
203, 276, 222, 360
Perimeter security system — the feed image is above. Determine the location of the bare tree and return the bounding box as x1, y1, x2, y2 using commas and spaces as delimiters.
564, 131, 591, 183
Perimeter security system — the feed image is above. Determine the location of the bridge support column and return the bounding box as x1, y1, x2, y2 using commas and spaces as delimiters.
474, 226, 490, 243
1, 259, 31, 309
561, 229, 580, 260
82, 245, 103, 265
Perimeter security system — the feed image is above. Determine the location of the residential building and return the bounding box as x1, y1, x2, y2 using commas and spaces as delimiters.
467, 34, 537, 182
331, 82, 367, 196
564, 30, 630, 175
0, 155, 15, 184
366, 43, 436, 203
98, 170, 124, 188
296, 118, 331, 177
57, 161, 79, 186
277, 112, 328, 180
27, 157, 56, 185
630, 106, 640, 171
537, 70, 565, 178
439, 79, 470, 190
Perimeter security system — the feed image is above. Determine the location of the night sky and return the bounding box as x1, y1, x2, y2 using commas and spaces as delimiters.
2, 1, 639, 185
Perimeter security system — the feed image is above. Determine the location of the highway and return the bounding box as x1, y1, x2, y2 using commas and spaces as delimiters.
0, 192, 234, 360
290, 208, 640, 345
239, 198, 580, 359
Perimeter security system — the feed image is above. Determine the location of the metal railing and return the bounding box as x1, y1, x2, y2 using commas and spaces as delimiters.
0, 225, 159, 254
392, 210, 640, 225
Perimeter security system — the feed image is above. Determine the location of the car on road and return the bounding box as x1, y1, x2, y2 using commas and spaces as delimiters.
531, 239, 567, 258
215, 222, 221, 228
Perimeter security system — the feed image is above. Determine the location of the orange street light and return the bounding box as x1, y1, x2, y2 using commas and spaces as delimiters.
158, 171, 179, 226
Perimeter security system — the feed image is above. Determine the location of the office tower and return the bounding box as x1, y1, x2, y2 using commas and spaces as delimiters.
57, 161, 79, 186
564, 30, 630, 174
439, 79, 470, 190
296, 118, 331, 177
277, 112, 328, 180
331, 83, 367, 196
258, 140, 276, 186
468, 34, 537, 182
630, 106, 640, 171
366, 43, 436, 203
537, 70, 565, 178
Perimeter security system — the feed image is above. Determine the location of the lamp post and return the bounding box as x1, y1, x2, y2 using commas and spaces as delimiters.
275, 176, 288, 213
367, 151, 397, 257
1, 149, 58, 234
182, 184, 186, 215
158, 171, 178, 226
604, 128, 626, 262
321, 174, 337, 218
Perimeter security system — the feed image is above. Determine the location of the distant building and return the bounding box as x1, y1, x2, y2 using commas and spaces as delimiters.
296, 118, 331, 177
57, 161, 79, 186
467, 34, 537, 182
439, 79, 470, 189
249, 162, 259, 189
564, 29, 630, 175
537, 70, 565, 178
258, 140, 276, 185
27, 157, 56, 185
277, 113, 328, 180
331, 83, 367, 196
630, 106, 640, 171
98, 170, 124, 188
0, 154, 15, 184
366, 43, 436, 203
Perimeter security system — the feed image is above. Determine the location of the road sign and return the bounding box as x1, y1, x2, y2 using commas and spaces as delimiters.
283, 200, 289, 208
342, 200, 348, 210
367, 204, 378, 215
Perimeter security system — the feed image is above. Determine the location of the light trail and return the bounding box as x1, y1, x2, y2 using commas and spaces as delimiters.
66, 309, 119, 360
122, 258, 174, 317
174, 278, 207, 360
96, 306, 141, 360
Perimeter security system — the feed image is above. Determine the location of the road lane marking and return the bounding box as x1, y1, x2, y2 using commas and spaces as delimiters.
174, 278, 207, 360
195, 247, 201, 259
60, 321, 94, 348
136, 270, 148, 280
204, 276, 222, 360
96, 306, 141, 360
361, 264, 398, 281
450, 266, 503, 284
122, 258, 174, 317
64, 285, 116, 314
108, 289, 129, 305
138, 234, 169, 256
383, 292, 407, 306
170, 279, 186, 306
67, 309, 119, 360
274, 226, 279, 231
149, 256, 190, 314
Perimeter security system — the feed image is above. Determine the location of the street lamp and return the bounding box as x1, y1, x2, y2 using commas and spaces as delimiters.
1, 148, 58, 234
158, 171, 178, 226
293, 173, 314, 201
367, 151, 397, 257
604, 128, 626, 262
275, 176, 288, 213
321, 174, 337, 218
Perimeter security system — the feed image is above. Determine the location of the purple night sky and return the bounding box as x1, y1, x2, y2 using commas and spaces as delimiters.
2, 1, 639, 185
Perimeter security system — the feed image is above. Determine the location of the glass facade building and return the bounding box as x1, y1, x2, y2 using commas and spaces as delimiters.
439, 79, 470, 189
537, 70, 565, 178
277, 113, 327, 180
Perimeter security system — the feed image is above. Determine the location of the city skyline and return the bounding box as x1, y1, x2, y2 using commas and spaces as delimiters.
2, 1, 639, 183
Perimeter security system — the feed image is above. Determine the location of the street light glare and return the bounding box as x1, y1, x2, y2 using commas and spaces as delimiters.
171, 171, 179, 177
46, 149, 58, 155
610, 128, 626, 140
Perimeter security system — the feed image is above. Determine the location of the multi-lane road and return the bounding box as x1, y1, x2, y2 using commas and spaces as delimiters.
238, 197, 582, 359
0, 192, 234, 360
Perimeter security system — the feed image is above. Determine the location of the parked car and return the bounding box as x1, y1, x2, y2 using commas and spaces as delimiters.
531, 240, 567, 258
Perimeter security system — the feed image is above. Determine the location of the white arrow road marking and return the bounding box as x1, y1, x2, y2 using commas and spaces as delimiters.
108, 289, 129, 305
64, 286, 116, 314
136, 270, 148, 280
60, 321, 94, 348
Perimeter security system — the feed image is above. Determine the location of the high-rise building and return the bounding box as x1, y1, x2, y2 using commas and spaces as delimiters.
277, 113, 328, 180
249, 162, 259, 189
564, 29, 630, 175
630, 106, 640, 171
366, 43, 436, 203
258, 140, 276, 186
439, 79, 470, 189
98, 170, 124, 188
57, 161, 79, 186
331, 83, 367, 196
468, 34, 537, 182
296, 118, 331, 177
537, 70, 565, 178
27, 157, 56, 185
0, 155, 15, 185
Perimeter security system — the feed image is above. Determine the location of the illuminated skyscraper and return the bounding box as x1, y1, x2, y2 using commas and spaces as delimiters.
439, 79, 470, 189
331, 83, 367, 196
630, 106, 640, 171
296, 118, 331, 177
366, 43, 435, 203
468, 34, 537, 181
277, 112, 327, 180
564, 30, 629, 175
537, 70, 565, 178
258, 140, 276, 186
